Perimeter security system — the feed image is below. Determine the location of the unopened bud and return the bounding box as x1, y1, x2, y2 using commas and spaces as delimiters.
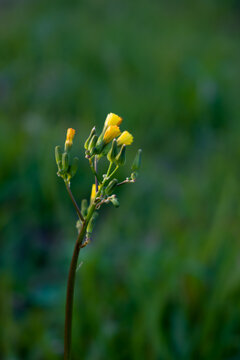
64, 128, 75, 152
69, 157, 79, 178
116, 145, 126, 166
81, 199, 88, 217
62, 152, 69, 172
107, 139, 118, 163
86, 211, 98, 235
84, 127, 96, 150
105, 179, 118, 195
103, 125, 121, 144
55, 146, 62, 165
89, 135, 98, 156
110, 195, 120, 208
131, 149, 142, 172
95, 139, 104, 154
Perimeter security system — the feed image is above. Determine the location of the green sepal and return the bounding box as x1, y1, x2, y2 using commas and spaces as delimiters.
110, 195, 120, 208
69, 157, 79, 178
105, 178, 118, 195
89, 135, 98, 156
55, 146, 62, 166
95, 140, 104, 154
116, 145, 126, 166
107, 139, 118, 162
81, 199, 88, 217
86, 211, 98, 235
62, 152, 69, 172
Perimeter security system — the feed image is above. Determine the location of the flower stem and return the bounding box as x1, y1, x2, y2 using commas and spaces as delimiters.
65, 182, 84, 222
64, 204, 96, 360
108, 165, 119, 179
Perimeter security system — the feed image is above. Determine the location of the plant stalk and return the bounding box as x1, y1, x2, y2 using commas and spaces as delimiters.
64, 204, 96, 360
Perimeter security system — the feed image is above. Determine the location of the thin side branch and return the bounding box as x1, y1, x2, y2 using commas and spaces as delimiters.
65, 182, 84, 222
117, 179, 136, 187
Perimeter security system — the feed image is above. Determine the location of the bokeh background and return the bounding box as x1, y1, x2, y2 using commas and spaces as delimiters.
1, 0, 240, 359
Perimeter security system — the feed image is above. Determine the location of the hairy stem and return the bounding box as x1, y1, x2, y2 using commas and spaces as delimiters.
64, 204, 96, 360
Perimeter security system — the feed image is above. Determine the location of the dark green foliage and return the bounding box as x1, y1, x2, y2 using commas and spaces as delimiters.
1, 0, 240, 359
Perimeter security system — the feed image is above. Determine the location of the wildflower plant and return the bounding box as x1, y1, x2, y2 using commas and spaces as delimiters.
55, 113, 142, 360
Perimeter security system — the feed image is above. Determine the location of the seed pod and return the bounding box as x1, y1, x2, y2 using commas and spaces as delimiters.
116, 145, 126, 166
131, 149, 142, 172
107, 139, 118, 163
105, 179, 118, 195
55, 146, 62, 165
62, 152, 69, 172
69, 157, 79, 178
84, 127, 96, 150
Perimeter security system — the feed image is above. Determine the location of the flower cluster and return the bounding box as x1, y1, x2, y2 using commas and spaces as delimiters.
55, 112, 141, 246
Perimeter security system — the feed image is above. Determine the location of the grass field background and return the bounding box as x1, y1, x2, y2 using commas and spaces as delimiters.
1, 1, 240, 359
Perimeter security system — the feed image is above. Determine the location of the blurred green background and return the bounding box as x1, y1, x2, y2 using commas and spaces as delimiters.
1, 0, 240, 359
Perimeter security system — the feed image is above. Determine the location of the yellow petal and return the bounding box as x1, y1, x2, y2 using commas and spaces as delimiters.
117, 131, 133, 146
103, 125, 121, 144
66, 128, 76, 143
105, 113, 122, 127
91, 184, 96, 202
65, 128, 76, 150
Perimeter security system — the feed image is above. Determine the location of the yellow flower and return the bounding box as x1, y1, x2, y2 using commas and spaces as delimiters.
91, 184, 96, 202
103, 125, 121, 144
117, 131, 133, 146
105, 113, 122, 127
65, 128, 76, 150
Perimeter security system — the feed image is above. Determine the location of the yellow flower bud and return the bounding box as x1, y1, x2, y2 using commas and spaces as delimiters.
117, 131, 133, 146
91, 184, 96, 202
105, 113, 122, 127
65, 128, 76, 151
103, 125, 121, 144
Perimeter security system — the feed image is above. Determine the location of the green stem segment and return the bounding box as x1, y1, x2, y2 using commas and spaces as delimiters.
64, 204, 96, 360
